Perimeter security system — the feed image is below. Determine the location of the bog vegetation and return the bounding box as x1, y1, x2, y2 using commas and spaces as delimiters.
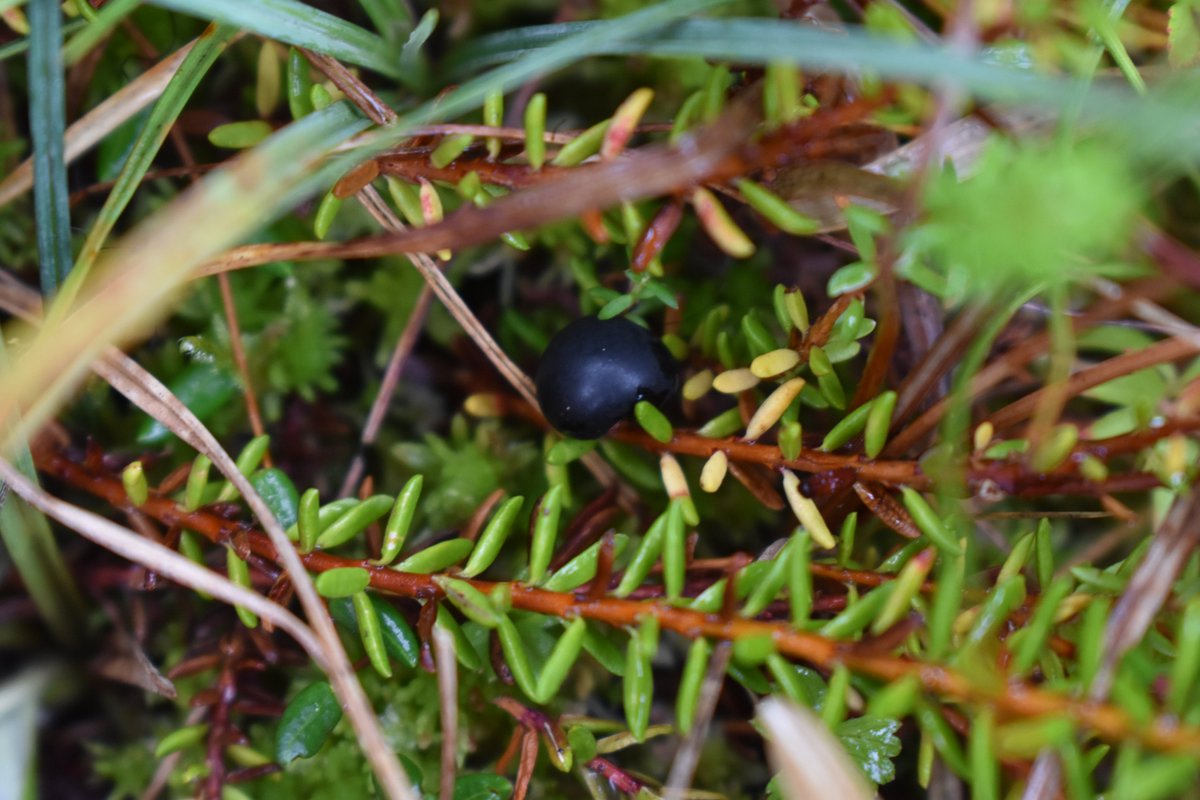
3, 0, 1200, 798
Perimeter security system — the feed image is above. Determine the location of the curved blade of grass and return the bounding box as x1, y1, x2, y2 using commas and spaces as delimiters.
62, 0, 142, 66
1, 0, 734, 447
354, 0, 733, 155
444, 20, 607, 74
146, 0, 399, 79
27, 0, 71, 294
396, 8, 435, 91
1089, 0, 1146, 94
447, 18, 1200, 162
0, 101, 370, 453
53, 23, 238, 317
358, 0, 413, 44
448, 18, 1043, 88
0, 40, 193, 208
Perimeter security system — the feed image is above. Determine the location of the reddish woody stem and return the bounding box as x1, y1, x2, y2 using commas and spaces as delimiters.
35, 449, 1200, 755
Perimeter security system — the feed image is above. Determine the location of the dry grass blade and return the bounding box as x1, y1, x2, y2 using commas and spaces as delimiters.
351, 185, 625, 498
985, 336, 1200, 432
352, 186, 539, 404
201, 105, 760, 272
338, 283, 433, 498
1019, 492, 1200, 800
0, 102, 369, 465
1090, 489, 1200, 699
0, 39, 194, 208
0, 273, 415, 800
91, 354, 416, 800
663, 642, 731, 800
0, 457, 321, 655
758, 698, 872, 800
1021, 756, 1061, 800
434, 624, 459, 800
302, 48, 397, 125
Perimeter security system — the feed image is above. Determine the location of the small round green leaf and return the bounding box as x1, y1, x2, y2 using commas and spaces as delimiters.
314, 567, 372, 598
208, 120, 273, 149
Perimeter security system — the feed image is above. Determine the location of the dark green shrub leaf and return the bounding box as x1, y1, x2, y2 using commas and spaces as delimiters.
136, 364, 238, 445
276, 681, 341, 763
328, 595, 420, 669
249, 468, 299, 529
453, 773, 512, 800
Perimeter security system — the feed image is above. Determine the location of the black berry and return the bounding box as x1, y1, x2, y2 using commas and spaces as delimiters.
535, 316, 681, 440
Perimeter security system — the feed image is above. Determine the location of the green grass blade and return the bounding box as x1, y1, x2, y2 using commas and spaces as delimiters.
446, 18, 1200, 163
26, 0, 72, 294
55, 23, 237, 314
359, 0, 734, 155
146, 0, 399, 78
62, 0, 142, 66
0, 334, 85, 644
358, 0, 413, 44
444, 21, 606, 75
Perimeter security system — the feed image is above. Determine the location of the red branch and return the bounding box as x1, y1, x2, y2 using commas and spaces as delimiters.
35, 449, 1200, 755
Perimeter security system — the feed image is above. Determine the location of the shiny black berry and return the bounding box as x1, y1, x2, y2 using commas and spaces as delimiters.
535, 316, 680, 440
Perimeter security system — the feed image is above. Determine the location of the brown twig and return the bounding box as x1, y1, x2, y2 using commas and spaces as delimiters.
337, 284, 433, 498
607, 427, 1160, 498
35, 448, 1200, 756
662, 642, 732, 800
215, 274, 269, 454
197, 97, 889, 277
885, 278, 1181, 455
985, 337, 1199, 433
